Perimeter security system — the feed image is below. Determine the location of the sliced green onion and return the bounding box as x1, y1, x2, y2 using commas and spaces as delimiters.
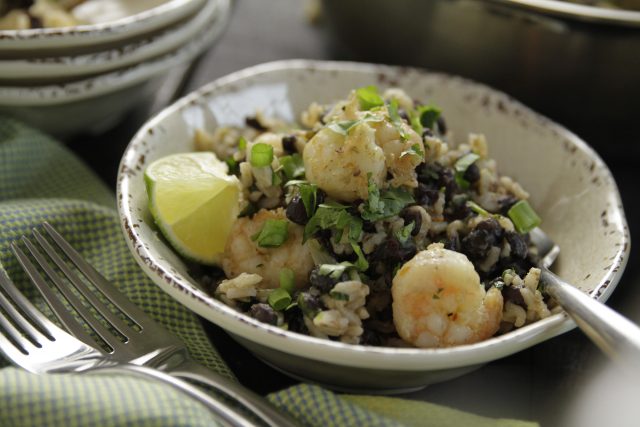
279, 268, 295, 294
454, 152, 480, 189
251, 219, 289, 247
351, 242, 369, 272
417, 105, 441, 130
356, 85, 384, 110
250, 143, 274, 167
467, 201, 492, 217
238, 136, 247, 150
268, 288, 291, 311
394, 222, 415, 243
508, 200, 541, 234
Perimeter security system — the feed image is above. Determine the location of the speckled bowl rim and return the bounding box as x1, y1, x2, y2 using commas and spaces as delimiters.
0, 0, 206, 49
0, 0, 219, 80
117, 59, 631, 371
0, 0, 229, 106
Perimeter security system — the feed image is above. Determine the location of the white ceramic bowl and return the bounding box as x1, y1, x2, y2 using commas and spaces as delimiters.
0, 0, 229, 138
117, 60, 631, 392
0, 0, 206, 52
0, 0, 219, 82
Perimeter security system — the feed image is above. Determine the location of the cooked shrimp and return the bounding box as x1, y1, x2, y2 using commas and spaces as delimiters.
222, 208, 314, 289
371, 118, 424, 188
391, 243, 503, 348
303, 123, 387, 202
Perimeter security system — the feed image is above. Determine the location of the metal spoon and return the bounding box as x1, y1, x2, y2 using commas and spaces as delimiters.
529, 228, 640, 365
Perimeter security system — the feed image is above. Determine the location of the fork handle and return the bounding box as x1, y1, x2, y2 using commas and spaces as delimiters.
169, 359, 299, 427
86, 364, 256, 427
542, 268, 640, 367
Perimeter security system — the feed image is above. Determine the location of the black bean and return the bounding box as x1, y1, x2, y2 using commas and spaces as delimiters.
461, 219, 503, 260
297, 292, 322, 318
284, 306, 308, 334
497, 195, 519, 215
463, 163, 480, 183
417, 162, 441, 183
444, 235, 461, 252
286, 196, 308, 225
281, 135, 297, 153
372, 238, 416, 267
309, 267, 341, 293
400, 208, 422, 236
506, 231, 528, 259
422, 128, 434, 138
245, 116, 267, 131
399, 109, 410, 123
248, 303, 279, 325
360, 329, 383, 346
476, 218, 504, 242
502, 286, 527, 309
438, 168, 458, 200
415, 182, 440, 206
445, 194, 471, 221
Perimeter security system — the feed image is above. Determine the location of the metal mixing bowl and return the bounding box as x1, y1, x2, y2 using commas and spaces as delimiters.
321, 0, 640, 156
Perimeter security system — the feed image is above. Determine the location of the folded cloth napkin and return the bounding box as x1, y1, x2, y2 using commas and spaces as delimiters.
0, 116, 539, 427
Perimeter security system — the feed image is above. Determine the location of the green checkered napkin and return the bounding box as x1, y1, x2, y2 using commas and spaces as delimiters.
0, 116, 538, 427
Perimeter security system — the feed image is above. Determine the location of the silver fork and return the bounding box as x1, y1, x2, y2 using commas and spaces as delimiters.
530, 227, 640, 365
0, 269, 258, 427
11, 223, 298, 427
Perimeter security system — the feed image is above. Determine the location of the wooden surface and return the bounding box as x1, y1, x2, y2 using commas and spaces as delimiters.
69, 1, 640, 425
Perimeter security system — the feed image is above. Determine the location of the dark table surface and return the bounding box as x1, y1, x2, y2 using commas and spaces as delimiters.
69, 1, 639, 426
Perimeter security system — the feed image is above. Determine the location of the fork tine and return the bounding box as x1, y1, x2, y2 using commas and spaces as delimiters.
0, 268, 57, 344
0, 294, 38, 355
42, 222, 154, 324
11, 240, 110, 351
32, 229, 136, 335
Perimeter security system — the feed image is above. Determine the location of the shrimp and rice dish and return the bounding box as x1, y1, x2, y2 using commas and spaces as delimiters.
171, 86, 557, 348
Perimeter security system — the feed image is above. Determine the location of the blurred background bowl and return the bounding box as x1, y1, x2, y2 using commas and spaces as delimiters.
320, 0, 640, 158
0, 0, 230, 138
0, 0, 206, 53
0, 0, 220, 83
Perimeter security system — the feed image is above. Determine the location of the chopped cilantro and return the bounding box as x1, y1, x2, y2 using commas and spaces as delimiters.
361, 179, 415, 221
350, 242, 369, 271
394, 222, 415, 243
329, 291, 350, 301
280, 153, 305, 180
400, 143, 424, 161
326, 114, 383, 136
225, 156, 238, 174
388, 100, 410, 141
304, 203, 362, 243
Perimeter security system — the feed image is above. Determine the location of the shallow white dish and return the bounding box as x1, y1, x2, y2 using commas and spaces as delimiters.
0, 0, 219, 82
117, 60, 630, 392
0, 0, 206, 52
0, 0, 229, 138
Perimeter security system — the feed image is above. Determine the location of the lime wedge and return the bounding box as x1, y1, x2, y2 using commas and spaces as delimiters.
144, 152, 240, 266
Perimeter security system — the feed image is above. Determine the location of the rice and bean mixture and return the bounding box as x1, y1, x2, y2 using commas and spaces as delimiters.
0, 0, 85, 29
195, 86, 556, 348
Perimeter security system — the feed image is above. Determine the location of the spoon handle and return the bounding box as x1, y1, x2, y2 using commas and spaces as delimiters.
541, 268, 640, 365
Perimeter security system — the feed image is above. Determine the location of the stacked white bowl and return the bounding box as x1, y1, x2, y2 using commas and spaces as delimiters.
0, 0, 230, 137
